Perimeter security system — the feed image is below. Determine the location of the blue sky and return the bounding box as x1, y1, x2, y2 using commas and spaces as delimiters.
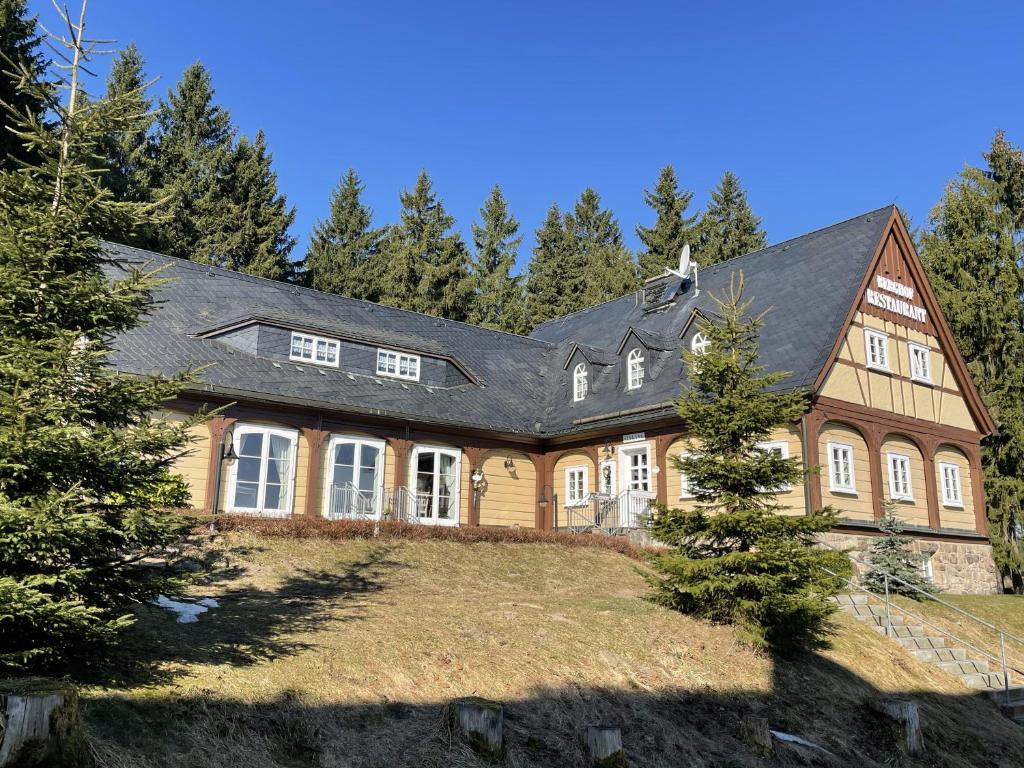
35, 1, 1024, 273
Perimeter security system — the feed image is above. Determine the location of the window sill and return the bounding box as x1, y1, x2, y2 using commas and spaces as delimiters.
910, 376, 933, 386
866, 364, 892, 374
891, 496, 915, 504
829, 487, 858, 497
942, 501, 965, 510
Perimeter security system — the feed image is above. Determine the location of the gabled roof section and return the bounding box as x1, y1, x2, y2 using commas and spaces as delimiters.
810, 208, 995, 436
615, 326, 675, 355
562, 342, 618, 369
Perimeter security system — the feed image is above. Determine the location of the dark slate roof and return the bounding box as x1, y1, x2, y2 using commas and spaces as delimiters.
105, 205, 893, 438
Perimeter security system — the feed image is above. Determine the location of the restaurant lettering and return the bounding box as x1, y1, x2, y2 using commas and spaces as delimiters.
865, 275, 926, 323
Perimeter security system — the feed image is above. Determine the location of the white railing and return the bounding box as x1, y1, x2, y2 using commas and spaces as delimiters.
381, 486, 419, 524
560, 490, 653, 534
325, 483, 378, 520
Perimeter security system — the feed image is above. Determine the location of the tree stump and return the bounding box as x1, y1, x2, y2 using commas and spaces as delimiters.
452, 697, 503, 758
871, 698, 924, 757
585, 726, 626, 767
740, 716, 773, 758
0, 679, 93, 767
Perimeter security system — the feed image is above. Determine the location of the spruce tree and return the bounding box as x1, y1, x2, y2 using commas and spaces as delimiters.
222, 129, 296, 279
648, 273, 848, 654
921, 131, 1024, 591
0, 4, 198, 671
694, 171, 767, 266
150, 61, 236, 265
0, 0, 47, 170
300, 168, 383, 300
636, 165, 697, 280
525, 203, 574, 325
862, 501, 938, 599
566, 187, 640, 306
468, 184, 527, 333
96, 43, 155, 247
380, 170, 472, 320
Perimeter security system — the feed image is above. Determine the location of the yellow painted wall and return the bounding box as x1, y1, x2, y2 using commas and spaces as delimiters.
477, 450, 536, 527
934, 446, 976, 531
820, 312, 977, 431
818, 422, 874, 522
667, 436, 698, 512
880, 435, 930, 527
165, 410, 211, 510
554, 450, 594, 513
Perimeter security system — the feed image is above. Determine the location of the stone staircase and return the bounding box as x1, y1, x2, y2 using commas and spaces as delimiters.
833, 593, 1024, 724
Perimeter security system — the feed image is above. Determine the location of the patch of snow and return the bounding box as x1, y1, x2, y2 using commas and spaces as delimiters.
770, 730, 832, 754
152, 595, 219, 623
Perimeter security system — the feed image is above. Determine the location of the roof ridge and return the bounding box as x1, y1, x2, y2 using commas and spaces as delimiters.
102, 240, 558, 349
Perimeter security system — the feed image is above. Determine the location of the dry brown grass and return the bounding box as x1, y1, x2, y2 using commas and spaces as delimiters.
82, 532, 1024, 767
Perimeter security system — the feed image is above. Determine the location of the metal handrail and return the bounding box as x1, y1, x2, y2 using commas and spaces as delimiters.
825, 566, 1022, 706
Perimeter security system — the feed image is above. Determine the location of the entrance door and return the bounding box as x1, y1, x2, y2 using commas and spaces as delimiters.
411, 446, 461, 526
619, 444, 654, 527
325, 436, 384, 518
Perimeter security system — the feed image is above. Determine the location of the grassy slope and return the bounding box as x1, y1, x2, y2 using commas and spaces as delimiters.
85, 532, 1024, 768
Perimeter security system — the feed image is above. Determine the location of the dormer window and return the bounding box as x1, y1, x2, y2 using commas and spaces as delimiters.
290, 331, 339, 367
691, 332, 711, 355
627, 348, 644, 390
376, 348, 420, 381
573, 363, 588, 402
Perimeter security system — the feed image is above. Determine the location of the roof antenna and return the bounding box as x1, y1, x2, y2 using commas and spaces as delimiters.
667, 243, 699, 295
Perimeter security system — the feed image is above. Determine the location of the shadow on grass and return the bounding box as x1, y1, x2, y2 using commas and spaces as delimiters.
84, 651, 1024, 768
87, 542, 406, 687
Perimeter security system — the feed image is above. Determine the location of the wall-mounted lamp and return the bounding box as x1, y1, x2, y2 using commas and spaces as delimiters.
602, 440, 615, 460
210, 430, 239, 532
471, 467, 485, 491
538, 491, 549, 509
504, 456, 515, 470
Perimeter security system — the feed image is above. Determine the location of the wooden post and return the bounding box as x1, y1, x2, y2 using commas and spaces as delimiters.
871, 698, 924, 757
300, 427, 328, 517
0, 679, 92, 767
452, 697, 503, 758
585, 725, 626, 766
204, 415, 237, 513
739, 716, 773, 758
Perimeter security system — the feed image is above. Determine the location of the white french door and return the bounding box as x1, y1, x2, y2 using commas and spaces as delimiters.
619, 444, 654, 527
324, 436, 384, 519
411, 446, 461, 526
228, 425, 298, 517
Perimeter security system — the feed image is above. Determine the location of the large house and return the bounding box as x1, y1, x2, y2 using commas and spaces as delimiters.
107, 205, 1001, 593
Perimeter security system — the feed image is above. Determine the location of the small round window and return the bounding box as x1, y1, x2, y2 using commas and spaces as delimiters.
691, 332, 711, 355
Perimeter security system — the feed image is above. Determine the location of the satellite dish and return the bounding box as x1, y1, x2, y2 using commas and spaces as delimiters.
678, 243, 691, 277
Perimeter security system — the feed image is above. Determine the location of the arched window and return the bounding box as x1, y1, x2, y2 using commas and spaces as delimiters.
691, 332, 711, 355
573, 363, 588, 402
627, 348, 644, 390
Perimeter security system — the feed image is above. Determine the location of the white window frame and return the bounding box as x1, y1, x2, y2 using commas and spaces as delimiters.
409, 444, 461, 526
573, 363, 588, 402
621, 444, 652, 493
887, 452, 914, 502
376, 348, 421, 382
756, 440, 791, 492
864, 329, 890, 372
289, 331, 340, 367
226, 424, 298, 517
677, 452, 696, 499
627, 348, 644, 390
827, 441, 857, 495
909, 343, 932, 384
939, 461, 964, 508
565, 465, 589, 506
323, 434, 386, 519
691, 332, 711, 355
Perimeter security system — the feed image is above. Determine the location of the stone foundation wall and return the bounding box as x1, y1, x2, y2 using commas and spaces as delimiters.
819, 531, 1002, 595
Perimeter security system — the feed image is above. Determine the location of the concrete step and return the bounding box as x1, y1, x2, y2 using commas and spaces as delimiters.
913, 647, 967, 663
897, 636, 946, 650
937, 659, 989, 675
962, 672, 1008, 690
863, 613, 907, 627
831, 594, 870, 606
